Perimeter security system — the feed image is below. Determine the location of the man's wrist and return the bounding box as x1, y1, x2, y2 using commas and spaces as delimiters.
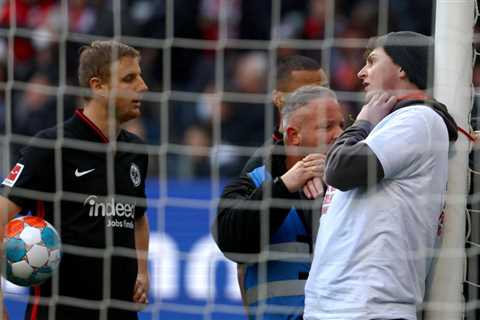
273, 176, 296, 197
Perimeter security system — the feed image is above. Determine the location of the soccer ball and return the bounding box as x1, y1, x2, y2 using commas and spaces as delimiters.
3, 216, 61, 287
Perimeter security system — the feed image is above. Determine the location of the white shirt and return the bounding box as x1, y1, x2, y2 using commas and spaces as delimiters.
304, 106, 449, 320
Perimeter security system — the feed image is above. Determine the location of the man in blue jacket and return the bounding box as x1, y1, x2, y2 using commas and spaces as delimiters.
212, 85, 344, 319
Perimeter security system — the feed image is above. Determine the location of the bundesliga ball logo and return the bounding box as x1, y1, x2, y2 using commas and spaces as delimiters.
3, 216, 61, 287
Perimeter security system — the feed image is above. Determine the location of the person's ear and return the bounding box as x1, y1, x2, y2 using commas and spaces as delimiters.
89, 77, 108, 98
319, 68, 329, 87
272, 90, 285, 110
285, 126, 300, 145
398, 68, 407, 81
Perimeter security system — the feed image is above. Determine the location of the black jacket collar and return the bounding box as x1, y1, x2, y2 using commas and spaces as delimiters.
68, 109, 129, 143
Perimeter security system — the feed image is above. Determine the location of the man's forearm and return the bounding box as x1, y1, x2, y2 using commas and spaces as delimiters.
135, 215, 149, 274
213, 176, 294, 258
0, 196, 22, 249
0, 196, 21, 320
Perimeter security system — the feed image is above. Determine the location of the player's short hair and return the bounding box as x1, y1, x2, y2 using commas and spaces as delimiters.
366, 31, 433, 90
276, 55, 322, 91
281, 85, 337, 128
78, 40, 140, 91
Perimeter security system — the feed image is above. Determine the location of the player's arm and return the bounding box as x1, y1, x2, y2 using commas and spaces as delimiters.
236, 264, 249, 311
0, 196, 22, 320
0, 195, 23, 248
0, 291, 8, 320
0, 132, 53, 319
0, 196, 22, 223
0, 195, 22, 244
133, 214, 149, 305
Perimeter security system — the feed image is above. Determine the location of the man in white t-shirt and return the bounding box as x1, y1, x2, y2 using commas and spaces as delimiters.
304, 31, 459, 320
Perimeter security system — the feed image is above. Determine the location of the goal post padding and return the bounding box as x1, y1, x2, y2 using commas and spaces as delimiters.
425, 0, 474, 319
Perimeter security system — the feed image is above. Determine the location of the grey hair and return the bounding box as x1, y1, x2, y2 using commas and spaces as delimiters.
281, 85, 337, 128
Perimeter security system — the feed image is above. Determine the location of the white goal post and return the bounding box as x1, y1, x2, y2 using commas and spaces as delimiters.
425, 0, 475, 319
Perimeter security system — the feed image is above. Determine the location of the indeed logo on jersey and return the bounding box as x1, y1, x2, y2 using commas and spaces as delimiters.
84, 195, 136, 219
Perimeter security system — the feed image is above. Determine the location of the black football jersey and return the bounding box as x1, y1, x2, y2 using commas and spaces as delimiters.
2, 110, 148, 320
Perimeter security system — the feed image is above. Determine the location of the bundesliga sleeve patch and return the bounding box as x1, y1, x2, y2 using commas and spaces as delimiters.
2, 163, 25, 187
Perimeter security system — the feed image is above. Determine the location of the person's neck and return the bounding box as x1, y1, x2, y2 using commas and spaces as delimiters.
390, 82, 424, 99
82, 100, 119, 139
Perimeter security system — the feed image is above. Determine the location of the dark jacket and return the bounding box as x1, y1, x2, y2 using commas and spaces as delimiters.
212, 142, 319, 262
240, 129, 283, 176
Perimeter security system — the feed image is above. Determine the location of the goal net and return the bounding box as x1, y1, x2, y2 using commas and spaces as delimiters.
0, 0, 477, 319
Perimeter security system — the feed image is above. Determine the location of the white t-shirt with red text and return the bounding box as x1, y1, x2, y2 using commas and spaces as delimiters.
305, 106, 449, 320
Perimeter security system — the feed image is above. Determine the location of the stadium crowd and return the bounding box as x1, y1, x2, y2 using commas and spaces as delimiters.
0, 0, 452, 178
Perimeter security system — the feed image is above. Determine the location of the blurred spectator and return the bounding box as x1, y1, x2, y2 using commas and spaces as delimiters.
0, 61, 5, 178
11, 71, 76, 160
329, 1, 375, 117
202, 52, 268, 176
236, 0, 301, 40
303, 0, 328, 40
17, 73, 77, 134
231, 52, 267, 94
199, 0, 241, 40
170, 51, 269, 177
238, 0, 271, 40
0, 61, 5, 134
389, 1, 434, 35
11, 72, 76, 161
0, 0, 56, 81
13, 72, 53, 136
171, 0, 202, 88
128, 0, 165, 38
342, 0, 379, 37
177, 124, 211, 178
223, 51, 268, 146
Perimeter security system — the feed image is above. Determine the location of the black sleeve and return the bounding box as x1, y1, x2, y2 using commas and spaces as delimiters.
123, 132, 149, 219
2, 133, 55, 210
240, 141, 272, 176
211, 174, 296, 262
324, 120, 385, 191
135, 152, 149, 219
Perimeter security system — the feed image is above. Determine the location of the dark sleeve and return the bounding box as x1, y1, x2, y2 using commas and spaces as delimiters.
211, 174, 295, 262
2, 134, 54, 210
240, 142, 271, 176
324, 120, 385, 191
123, 132, 149, 219
135, 152, 149, 219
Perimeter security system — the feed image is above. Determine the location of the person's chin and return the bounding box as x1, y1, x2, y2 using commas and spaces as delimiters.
121, 111, 141, 123
131, 105, 141, 115
131, 110, 141, 119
